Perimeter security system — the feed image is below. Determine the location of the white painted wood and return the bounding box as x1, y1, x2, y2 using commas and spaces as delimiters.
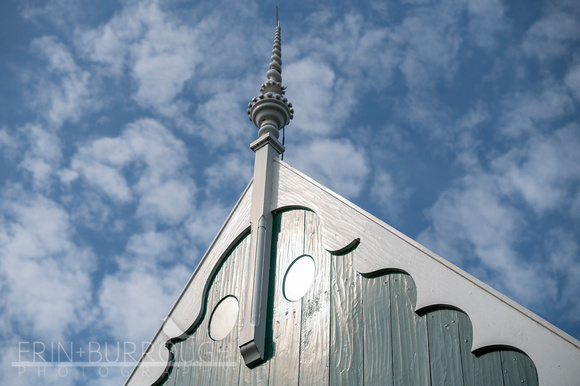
273, 159, 580, 386
239, 133, 284, 366
124, 182, 253, 386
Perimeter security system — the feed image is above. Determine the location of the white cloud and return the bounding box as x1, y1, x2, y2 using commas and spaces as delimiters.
371, 170, 402, 220
419, 123, 580, 316
493, 124, 580, 215
75, 5, 142, 76
542, 229, 580, 322
192, 89, 253, 146
131, 34, 196, 116
28, 36, 100, 128
62, 191, 113, 231
99, 265, 190, 345
204, 152, 253, 194
21, 0, 82, 28
0, 334, 84, 385
564, 56, 580, 102
285, 58, 348, 137
0, 127, 20, 161
74, 0, 264, 144
499, 83, 573, 138
451, 103, 488, 168
18, 124, 62, 189
417, 174, 557, 306
125, 230, 182, 262
184, 199, 231, 252
395, 1, 463, 90
284, 13, 396, 137
74, 0, 199, 119
137, 179, 195, 226
288, 138, 369, 198
0, 189, 95, 341
465, 0, 506, 49
522, 5, 580, 61
65, 119, 195, 225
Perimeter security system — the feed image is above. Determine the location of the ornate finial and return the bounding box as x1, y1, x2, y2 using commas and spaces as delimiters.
247, 22, 293, 139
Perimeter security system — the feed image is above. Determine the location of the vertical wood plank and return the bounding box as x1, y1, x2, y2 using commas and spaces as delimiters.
188, 263, 224, 385
362, 274, 393, 386
330, 250, 364, 386
501, 350, 539, 386
175, 340, 186, 386
299, 211, 330, 385
162, 342, 180, 386
268, 210, 305, 385
456, 311, 503, 386
210, 236, 249, 385
180, 335, 194, 386
427, 308, 463, 385
187, 316, 206, 384
229, 235, 251, 386
238, 224, 271, 386
238, 361, 270, 386
169, 318, 197, 385
390, 273, 430, 385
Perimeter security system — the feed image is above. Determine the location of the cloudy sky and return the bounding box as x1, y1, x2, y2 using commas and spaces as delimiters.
1, 0, 579, 384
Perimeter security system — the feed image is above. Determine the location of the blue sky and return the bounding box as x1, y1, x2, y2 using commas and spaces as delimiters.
1, 0, 579, 384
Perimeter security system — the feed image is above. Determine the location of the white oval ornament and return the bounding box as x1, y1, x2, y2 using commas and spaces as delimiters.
209, 295, 239, 341
283, 255, 316, 302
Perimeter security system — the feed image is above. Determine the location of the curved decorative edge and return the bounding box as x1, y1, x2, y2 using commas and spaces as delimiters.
273, 159, 580, 386
366, 271, 539, 371
124, 182, 254, 386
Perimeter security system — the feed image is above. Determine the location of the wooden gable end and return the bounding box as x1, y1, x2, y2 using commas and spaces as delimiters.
127, 160, 578, 386
161, 209, 538, 386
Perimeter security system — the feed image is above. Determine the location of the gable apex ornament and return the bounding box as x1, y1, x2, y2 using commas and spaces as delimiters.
238, 19, 293, 367
247, 21, 293, 140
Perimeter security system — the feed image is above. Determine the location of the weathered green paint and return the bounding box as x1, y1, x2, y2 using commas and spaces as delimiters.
299, 210, 330, 386
161, 209, 538, 386
179, 336, 194, 386
238, 222, 270, 386
210, 238, 247, 385
268, 210, 303, 385
161, 233, 251, 386
363, 273, 393, 386
428, 308, 463, 385
190, 255, 222, 385
457, 311, 504, 386
330, 249, 364, 386
391, 273, 431, 385
501, 350, 539, 386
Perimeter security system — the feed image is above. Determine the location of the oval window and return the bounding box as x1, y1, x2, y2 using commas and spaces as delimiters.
283, 255, 316, 302
209, 295, 239, 341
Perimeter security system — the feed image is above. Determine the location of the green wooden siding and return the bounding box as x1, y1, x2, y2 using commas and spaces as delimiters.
428, 309, 462, 385
331, 247, 364, 386
161, 209, 538, 386
363, 273, 393, 385
300, 211, 331, 386
457, 311, 504, 385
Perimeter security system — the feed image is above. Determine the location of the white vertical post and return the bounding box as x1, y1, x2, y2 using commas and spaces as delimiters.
239, 133, 284, 366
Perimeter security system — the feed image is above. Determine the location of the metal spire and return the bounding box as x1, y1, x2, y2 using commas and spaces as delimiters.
247, 21, 293, 140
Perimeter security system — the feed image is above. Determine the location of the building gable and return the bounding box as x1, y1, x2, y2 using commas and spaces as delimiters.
160, 209, 538, 385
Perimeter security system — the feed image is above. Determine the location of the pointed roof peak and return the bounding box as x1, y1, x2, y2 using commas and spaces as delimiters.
247, 19, 293, 140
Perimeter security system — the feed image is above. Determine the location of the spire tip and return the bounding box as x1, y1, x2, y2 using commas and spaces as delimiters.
247, 15, 293, 139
